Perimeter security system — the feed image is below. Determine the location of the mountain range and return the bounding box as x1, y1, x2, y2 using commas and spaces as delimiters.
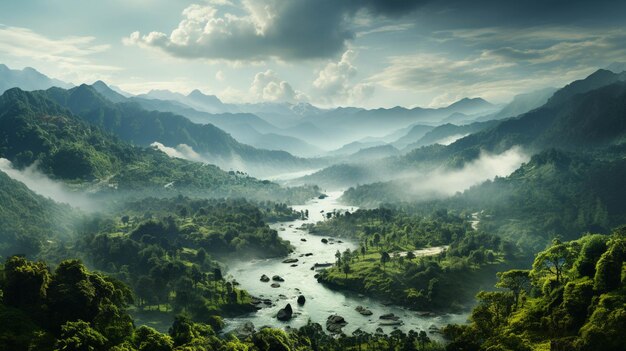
299, 69, 626, 190
0, 64, 72, 94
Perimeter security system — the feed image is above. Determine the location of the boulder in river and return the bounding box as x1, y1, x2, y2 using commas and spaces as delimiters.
297, 295, 306, 305
379, 313, 399, 321
290, 264, 298, 267
355, 306, 373, 316
271, 283, 281, 288
272, 275, 285, 282
301, 238, 307, 242
276, 304, 293, 321
326, 315, 347, 333
282, 258, 299, 264
305, 253, 313, 256
321, 238, 328, 244
260, 274, 270, 282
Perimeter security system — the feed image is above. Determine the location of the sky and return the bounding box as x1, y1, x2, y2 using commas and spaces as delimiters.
1, 0, 625, 108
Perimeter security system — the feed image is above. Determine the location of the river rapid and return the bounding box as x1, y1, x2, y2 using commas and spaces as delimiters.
223, 191, 468, 336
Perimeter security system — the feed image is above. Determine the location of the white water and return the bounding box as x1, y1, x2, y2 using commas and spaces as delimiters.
224, 191, 468, 336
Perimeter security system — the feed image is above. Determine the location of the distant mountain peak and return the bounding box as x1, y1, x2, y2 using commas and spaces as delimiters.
188, 89, 205, 97
547, 68, 625, 107
448, 97, 492, 108
22, 66, 39, 73
187, 89, 222, 103
91, 80, 109, 88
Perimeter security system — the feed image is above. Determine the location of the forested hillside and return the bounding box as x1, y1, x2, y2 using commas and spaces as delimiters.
0, 87, 319, 202
445, 229, 626, 351
0, 170, 75, 258
45, 84, 314, 175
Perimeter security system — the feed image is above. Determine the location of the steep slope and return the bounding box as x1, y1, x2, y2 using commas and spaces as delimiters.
546, 69, 626, 107
0, 170, 75, 257
446, 232, 626, 350
91, 80, 128, 103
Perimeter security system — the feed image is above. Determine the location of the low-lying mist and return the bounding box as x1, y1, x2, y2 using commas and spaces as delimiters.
0, 158, 95, 211
435, 134, 469, 146
401, 146, 529, 199
151, 141, 317, 180
151, 141, 259, 176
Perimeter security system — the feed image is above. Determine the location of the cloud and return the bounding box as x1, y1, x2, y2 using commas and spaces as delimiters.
313, 50, 374, 104
369, 25, 626, 105
0, 24, 119, 82
250, 69, 307, 103
151, 142, 205, 163
402, 147, 529, 199
0, 158, 95, 210
215, 70, 225, 81
124, 0, 426, 61
151, 141, 267, 177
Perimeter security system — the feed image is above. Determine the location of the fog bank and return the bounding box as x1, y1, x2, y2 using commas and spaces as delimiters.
402, 146, 529, 199
0, 158, 94, 210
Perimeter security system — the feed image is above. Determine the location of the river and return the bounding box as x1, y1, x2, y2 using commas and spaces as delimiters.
223, 191, 468, 337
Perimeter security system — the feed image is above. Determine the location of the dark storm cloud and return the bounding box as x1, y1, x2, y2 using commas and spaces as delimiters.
124, 0, 427, 61
125, 0, 626, 62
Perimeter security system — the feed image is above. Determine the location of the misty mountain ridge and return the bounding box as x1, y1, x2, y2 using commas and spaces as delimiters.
138, 88, 239, 114
0, 64, 73, 94
91, 80, 322, 157
47, 84, 319, 177
0, 87, 319, 202
304, 69, 626, 191
476, 87, 557, 122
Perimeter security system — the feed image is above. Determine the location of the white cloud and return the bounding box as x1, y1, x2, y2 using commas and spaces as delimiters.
313, 50, 374, 104
215, 70, 225, 81
0, 24, 119, 82
123, 1, 352, 61
402, 147, 529, 199
250, 69, 307, 103
369, 50, 601, 105
151, 142, 205, 163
